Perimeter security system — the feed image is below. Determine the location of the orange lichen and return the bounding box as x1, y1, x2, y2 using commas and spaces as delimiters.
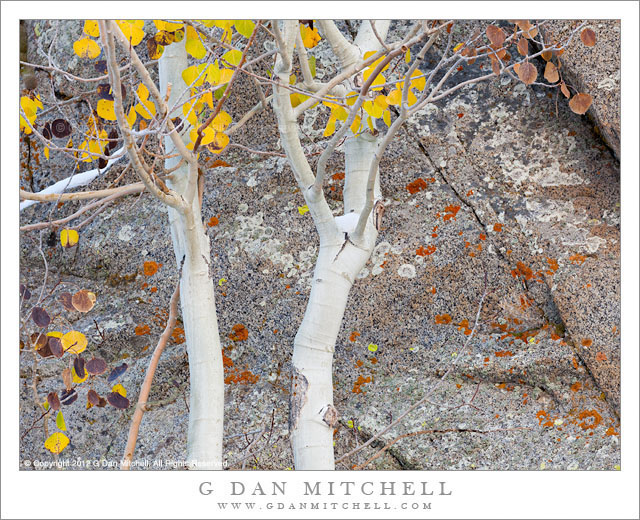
435, 314, 452, 325
225, 369, 259, 385
569, 254, 586, 265
493, 223, 503, 232
210, 159, 230, 168
349, 331, 360, 342
416, 245, 437, 256
595, 351, 607, 361
355, 359, 363, 368
352, 375, 372, 394
479, 233, 486, 241
581, 338, 593, 347
466, 189, 473, 196
578, 409, 602, 430
370, 357, 378, 364
229, 324, 249, 342
150, 287, 157, 293
171, 327, 185, 344
443, 205, 461, 221
495, 350, 514, 357
572, 357, 580, 369
143, 261, 160, 276
406, 178, 428, 194
536, 410, 548, 425
331, 172, 345, 180
430, 287, 437, 294
570, 382, 582, 392
515, 261, 533, 280
207, 216, 219, 227
605, 427, 619, 436
135, 324, 151, 336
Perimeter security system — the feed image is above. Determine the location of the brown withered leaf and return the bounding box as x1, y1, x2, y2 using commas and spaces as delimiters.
154, 30, 174, 46
568, 93, 593, 115
60, 389, 78, 406
581, 28, 596, 47
62, 368, 72, 391
560, 81, 570, 98
72, 290, 96, 312
47, 392, 61, 412
87, 389, 101, 406
517, 38, 528, 56
31, 307, 50, 328
544, 61, 559, 83
541, 48, 553, 61
486, 25, 506, 46
516, 61, 537, 85
107, 392, 130, 410
86, 357, 107, 376
36, 341, 54, 358
74, 357, 86, 379
147, 38, 164, 60
58, 292, 75, 312
49, 337, 63, 358
31, 332, 48, 351
490, 56, 500, 76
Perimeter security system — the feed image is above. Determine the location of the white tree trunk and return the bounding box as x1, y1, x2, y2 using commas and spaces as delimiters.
159, 41, 224, 470
286, 21, 389, 470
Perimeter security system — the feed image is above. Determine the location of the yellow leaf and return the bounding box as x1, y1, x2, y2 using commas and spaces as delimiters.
189, 127, 216, 146
197, 20, 215, 28
345, 91, 358, 106
374, 94, 388, 110
56, 411, 67, 431
223, 49, 243, 67
405, 48, 411, 64
201, 91, 214, 109
211, 111, 232, 132
84, 20, 100, 37
383, 109, 391, 127
363, 68, 386, 91
350, 115, 361, 134
72, 366, 89, 384
363, 51, 390, 72
218, 68, 234, 85
154, 20, 183, 32
363, 100, 383, 119
208, 132, 229, 154
366, 115, 375, 132
331, 105, 348, 121
182, 101, 199, 126
323, 115, 337, 137
20, 96, 38, 117
73, 37, 101, 59
97, 99, 117, 121
290, 93, 303, 107
136, 83, 150, 101
407, 89, 418, 106
126, 107, 137, 128
112, 383, 127, 397
60, 229, 79, 247
116, 20, 145, 46
47, 331, 63, 338
298, 205, 309, 215
44, 147, 50, 160
234, 20, 255, 39
135, 99, 156, 120
410, 69, 426, 91
300, 24, 321, 48
185, 26, 206, 59
453, 42, 464, 52
205, 62, 221, 84
61, 331, 88, 355
44, 432, 69, 454
20, 115, 33, 134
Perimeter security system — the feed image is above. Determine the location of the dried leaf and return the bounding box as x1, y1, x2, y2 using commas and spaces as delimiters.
107, 391, 130, 409
541, 48, 553, 61
31, 307, 50, 328
491, 56, 500, 75
62, 368, 72, 390
569, 93, 593, 115
516, 61, 537, 85
560, 81, 570, 98
86, 357, 107, 376
72, 290, 96, 312
486, 24, 505, 46
107, 362, 128, 383
517, 38, 528, 56
581, 28, 596, 47
47, 391, 61, 411
59, 292, 75, 312
60, 389, 78, 406
87, 389, 101, 406
544, 61, 559, 83
31, 332, 48, 350
73, 357, 86, 379
49, 337, 64, 358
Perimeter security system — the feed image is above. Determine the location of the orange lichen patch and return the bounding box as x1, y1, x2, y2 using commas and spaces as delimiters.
479, 233, 486, 241
435, 314, 452, 325
569, 254, 586, 265
225, 369, 259, 385
493, 223, 503, 232
578, 409, 603, 430
430, 287, 437, 294
141, 282, 148, 289
143, 261, 160, 276
484, 357, 490, 364
416, 245, 437, 256
273, 329, 279, 334
141, 345, 150, 352
495, 350, 514, 357
551, 332, 561, 341
229, 324, 249, 342
457, 319, 472, 335
135, 324, 151, 336
581, 338, 593, 347
595, 351, 607, 361
349, 331, 360, 342
150, 287, 158, 293
210, 159, 231, 168
572, 357, 580, 369
570, 382, 582, 392
443, 204, 461, 221
171, 327, 185, 344
331, 172, 345, 180
515, 261, 533, 280
426, 177, 436, 183
370, 357, 378, 364
222, 352, 234, 368
207, 216, 219, 227
355, 359, 364, 368
605, 427, 619, 436
458, 113, 465, 119
406, 178, 428, 194
506, 249, 512, 255
379, 261, 387, 268
536, 410, 548, 425
466, 189, 473, 196
352, 375, 372, 394
546, 257, 559, 274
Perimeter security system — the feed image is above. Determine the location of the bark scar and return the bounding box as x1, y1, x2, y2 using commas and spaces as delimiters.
289, 367, 309, 432
321, 404, 339, 428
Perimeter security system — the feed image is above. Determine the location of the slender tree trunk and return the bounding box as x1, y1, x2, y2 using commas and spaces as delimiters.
159, 41, 224, 470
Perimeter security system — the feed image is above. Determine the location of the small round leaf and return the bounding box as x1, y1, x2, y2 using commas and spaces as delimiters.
86, 357, 107, 376
44, 432, 69, 454
107, 391, 130, 409
107, 362, 128, 383
568, 93, 593, 115
60, 388, 78, 406
47, 391, 61, 411
71, 290, 96, 312
31, 307, 50, 328
51, 119, 72, 138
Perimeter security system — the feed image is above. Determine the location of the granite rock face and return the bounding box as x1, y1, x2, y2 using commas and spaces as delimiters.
543, 20, 621, 160
19, 20, 620, 470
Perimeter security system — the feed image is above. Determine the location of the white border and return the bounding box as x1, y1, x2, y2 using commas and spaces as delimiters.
2, 2, 638, 519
